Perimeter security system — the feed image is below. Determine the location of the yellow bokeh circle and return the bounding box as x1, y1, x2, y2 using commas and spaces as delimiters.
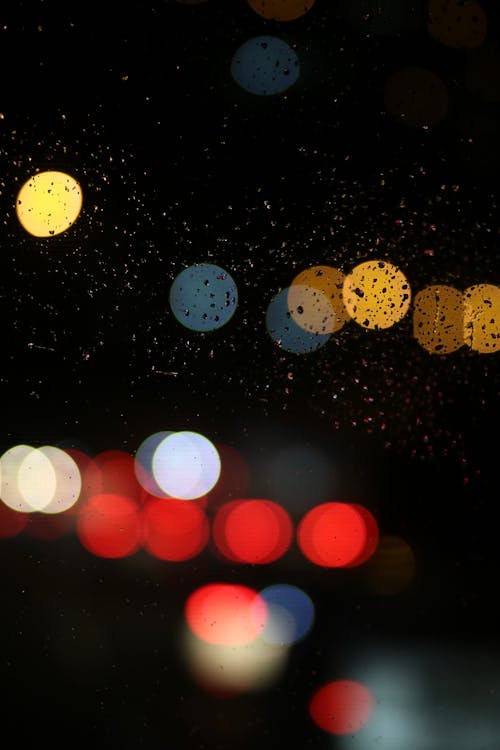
289, 265, 349, 334
413, 284, 464, 354
16, 170, 83, 237
464, 283, 500, 353
342, 260, 411, 330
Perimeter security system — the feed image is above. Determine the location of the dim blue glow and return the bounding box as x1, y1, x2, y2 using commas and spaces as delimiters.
266, 288, 331, 353
169, 263, 238, 332
259, 584, 315, 645
230, 36, 300, 96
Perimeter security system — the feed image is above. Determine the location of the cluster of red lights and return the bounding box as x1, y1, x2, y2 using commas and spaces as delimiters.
0, 444, 380, 569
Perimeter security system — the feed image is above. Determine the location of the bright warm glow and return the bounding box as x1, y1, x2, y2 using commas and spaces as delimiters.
211, 498, 293, 564
343, 260, 411, 329
290, 265, 349, 334
413, 284, 465, 354
463, 283, 500, 353
93, 449, 143, 500
141, 496, 209, 561
76, 493, 142, 559
16, 170, 83, 237
181, 626, 288, 695
297, 502, 379, 568
184, 583, 268, 646
17, 447, 57, 511
16, 445, 82, 514
0, 444, 38, 513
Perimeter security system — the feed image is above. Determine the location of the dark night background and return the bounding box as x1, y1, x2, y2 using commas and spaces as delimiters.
0, 1, 499, 748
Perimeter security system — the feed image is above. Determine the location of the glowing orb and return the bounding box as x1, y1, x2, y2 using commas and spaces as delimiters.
290, 265, 349, 334
169, 263, 238, 332
246, 0, 315, 21
231, 36, 300, 96
16, 170, 83, 237
297, 501, 379, 568
92, 449, 143, 501
212, 498, 293, 564
266, 287, 331, 353
141, 496, 209, 561
286, 284, 336, 335
17, 445, 82, 514
309, 679, 374, 734
185, 583, 268, 646
0, 444, 39, 513
17, 447, 57, 512
134, 431, 173, 497
384, 66, 449, 128
76, 493, 142, 559
259, 584, 315, 645
152, 430, 221, 500
181, 627, 288, 696
342, 260, 411, 330
413, 284, 464, 354
463, 283, 500, 353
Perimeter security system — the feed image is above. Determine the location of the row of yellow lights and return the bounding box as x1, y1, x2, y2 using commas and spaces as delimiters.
14, 171, 499, 355
287, 263, 500, 354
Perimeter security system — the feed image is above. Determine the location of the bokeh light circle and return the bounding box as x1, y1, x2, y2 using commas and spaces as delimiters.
169, 263, 238, 332
212, 498, 293, 564
0, 444, 39, 513
297, 502, 379, 568
141, 496, 209, 561
463, 283, 500, 353
259, 584, 315, 645
231, 36, 300, 96
76, 493, 142, 559
181, 627, 288, 696
342, 260, 411, 329
184, 583, 268, 646
309, 679, 374, 734
152, 431, 221, 500
16, 170, 83, 237
290, 265, 349, 334
266, 287, 331, 353
135, 431, 173, 497
413, 284, 465, 354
